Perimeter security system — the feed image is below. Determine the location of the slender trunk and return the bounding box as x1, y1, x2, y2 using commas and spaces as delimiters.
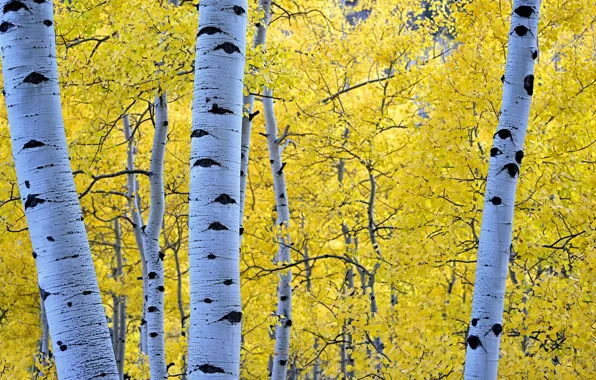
239, 0, 270, 238
143, 93, 169, 379
188, 1, 248, 377
0, 1, 118, 377
464, 1, 541, 379
114, 218, 127, 379
122, 115, 149, 355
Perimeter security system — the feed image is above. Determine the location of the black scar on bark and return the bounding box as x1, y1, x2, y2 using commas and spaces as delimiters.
278, 360, 287, 366
0, 22, 14, 32
193, 158, 221, 168
191, 129, 209, 138
214, 42, 241, 55
208, 222, 228, 231
524, 75, 534, 96
491, 323, 503, 336
23, 140, 45, 149
514, 25, 529, 36
59, 344, 67, 351
157, 286, 165, 292
248, 110, 260, 121
23, 72, 49, 84
232, 5, 245, 15
276, 162, 286, 175
67, 302, 72, 307
148, 306, 158, 312
140, 318, 147, 325
223, 279, 233, 285
218, 311, 242, 324
500, 74, 505, 83
514, 6, 534, 18
500, 163, 519, 177
148, 272, 157, 279
34, 0, 45, 3
198, 364, 225, 374
532, 50, 538, 60
515, 150, 524, 164
25, 181, 30, 188
240, 170, 245, 177
46, 236, 55, 242
208, 103, 233, 114
149, 332, 158, 337
213, 194, 236, 204
25, 194, 45, 210
495, 129, 513, 141
490, 147, 502, 157
32, 251, 37, 259
207, 254, 217, 259
285, 320, 292, 327
82, 290, 92, 295
280, 296, 288, 301
43, 20, 52, 26
239, 227, 244, 236
3, 1, 29, 13
490, 197, 502, 205
203, 298, 213, 303
40, 287, 50, 300
159, 252, 165, 261
467, 335, 482, 350
198, 26, 223, 36
471, 318, 479, 326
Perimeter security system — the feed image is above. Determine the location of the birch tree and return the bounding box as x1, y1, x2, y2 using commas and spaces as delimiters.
0, 0, 118, 378
464, 1, 541, 378
188, 0, 248, 377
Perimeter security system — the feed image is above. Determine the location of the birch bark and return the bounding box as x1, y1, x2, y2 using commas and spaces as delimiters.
143, 93, 169, 379
0, 1, 118, 378
188, 1, 248, 377
464, 1, 541, 378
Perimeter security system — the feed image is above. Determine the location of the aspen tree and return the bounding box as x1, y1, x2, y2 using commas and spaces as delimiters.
188, 0, 248, 377
464, 1, 541, 378
0, 0, 118, 378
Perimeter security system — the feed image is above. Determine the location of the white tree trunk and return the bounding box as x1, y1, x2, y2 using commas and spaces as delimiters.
143, 93, 169, 379
0, 1, 118, 378
263, 87, 293, 380
239, 0, 270, 238
122, 115, 149, 355
113, 218, 127, 380
188, 1, 248, 377
464, 1, 541, 379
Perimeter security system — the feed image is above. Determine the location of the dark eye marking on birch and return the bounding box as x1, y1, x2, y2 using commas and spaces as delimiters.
513, 25, 529, 36
149, 332, 158, 337
471, 318, 479, 326
490, 197, 502, 205
82, 290, 92, 295
25, 180, 30, 188
3, 1, 29, 13
213, 194, 236, 204
223, 279, 233, 286
191, 129, 209, 138
494, 129, 513, 141
159, 252, 165, 261
40, 287, 50, 300
515, 150, 524, 164
32, 251, 37, 259
491, 323, 503, 336
214, 42, 241, 55
208, 103, 233, 114
0, 22, 14, 32
141, 318, 147, 325
467, 335, 482, 350
23, 140, 45, 149
59, 344, 67, 351
499, 163, 519, 177
67, 302, 72, 307
514, 6, 534, 18
285, 320, 292, 327
24, 194, 45, 209
500, 74, 505, 83
278, 360, 287, 366
197, 26, 223, 37
239, 227, 244, 236
232, 5, 245, 15
43, 20, 52, 26
198, 364, 225, 374
280, 296, 288, 301
56, 254, 79, 261
218, 311, 242, 324
532, 50, 538, 60
248, 110, 260, 121
23, 72, 49, 84
202, 298, 213, 303
46, 236, 55, 242
490, 148, 502, 157
276, 163, 286, 175
207, 254, 217, 259
148, 272, 157, 279
207, 222, 228, 231
193, 158, 221, 168
524, 75, 534, 95
157, 286, 165, 292
33, 0, 45, 3
148, 306, 158, 312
